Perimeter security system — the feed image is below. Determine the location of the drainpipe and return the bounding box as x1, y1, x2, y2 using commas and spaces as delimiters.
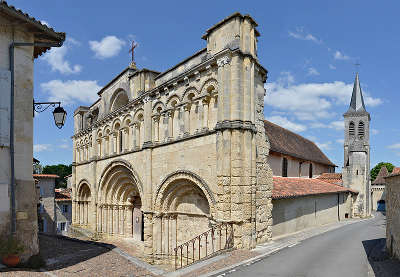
9, 41, 63, 234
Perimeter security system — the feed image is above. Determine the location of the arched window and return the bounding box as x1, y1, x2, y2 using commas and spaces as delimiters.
110, 90, 129, 112
358, 121, 365, 138
282, 158, 288, 177
349, 121, 355, 136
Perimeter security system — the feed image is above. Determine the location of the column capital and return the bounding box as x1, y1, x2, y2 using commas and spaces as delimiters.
217, 55, 231, 67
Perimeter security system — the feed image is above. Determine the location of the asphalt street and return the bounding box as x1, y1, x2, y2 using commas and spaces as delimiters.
226, 213, 397, 277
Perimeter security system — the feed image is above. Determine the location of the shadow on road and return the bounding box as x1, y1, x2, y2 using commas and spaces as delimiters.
0, 234, 116, 273
362, 238, 400, 277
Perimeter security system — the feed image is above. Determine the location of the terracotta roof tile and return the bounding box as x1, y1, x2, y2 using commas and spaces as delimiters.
264, 120, 335, 166
391, 167, 400, 175
55, 188, 71, 201
372, 167, 389, 185
0, 1, 65, 58
33, 174, 59, 179
316, 173, 342, 185
272, 177, 357, 200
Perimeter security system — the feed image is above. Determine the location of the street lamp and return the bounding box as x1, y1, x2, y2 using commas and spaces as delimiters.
33, 101, 67, 129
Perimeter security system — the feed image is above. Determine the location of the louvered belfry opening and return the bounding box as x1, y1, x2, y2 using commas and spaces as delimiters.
358, 121, 365, 138
349, 122, 355, 136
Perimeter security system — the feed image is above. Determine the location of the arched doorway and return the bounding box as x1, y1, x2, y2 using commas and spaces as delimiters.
77, 183, 91, 226
154, 171, 214, 261
98, 161, 143, 240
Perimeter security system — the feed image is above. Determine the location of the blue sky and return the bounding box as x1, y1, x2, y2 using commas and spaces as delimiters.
17, 0, 399, 169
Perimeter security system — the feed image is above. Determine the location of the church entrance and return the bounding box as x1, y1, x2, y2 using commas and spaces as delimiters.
130, 196, 143, 241
97, 162, 144, 241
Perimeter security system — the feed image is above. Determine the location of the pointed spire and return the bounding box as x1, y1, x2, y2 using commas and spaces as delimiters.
347, 72, 366, 112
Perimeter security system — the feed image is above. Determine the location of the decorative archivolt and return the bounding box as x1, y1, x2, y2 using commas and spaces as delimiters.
97, 159, 143, 205
181, 86, 199, 102
166, 94, 181, 108
77, 179, 92, 201
200, 78, 218, 95
112, 118, 122, 130
154, 170, 216, 212
152, 101, 165, 114
122, 114, 133, 128
133, 108, 144, 122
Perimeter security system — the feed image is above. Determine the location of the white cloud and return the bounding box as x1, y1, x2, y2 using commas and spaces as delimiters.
307, 67, 320, 76
310, 120, 344, 131
41, 80, 102, 105
41, 38, 82, 75
315, 141, 332, 151
371, 129, 379, 135
89, 36, 126, 59
388, 143, 400, 149
59, 143, 70, 149
336, 139, 345, 144
329, 64, 336, 70
288, 27, 322, 44
334, 50, 350, 60
34, 144, 52, 153
266, 115, 307, 132
265, 72, 382, 121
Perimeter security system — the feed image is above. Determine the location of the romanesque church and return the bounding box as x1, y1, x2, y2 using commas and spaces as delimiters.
71, 13, 370, 265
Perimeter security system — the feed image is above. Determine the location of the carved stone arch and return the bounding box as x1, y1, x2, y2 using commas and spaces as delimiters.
133, 108, 144, 122
77, 179, 92, 201
97, 159, 144, 203
122, 114, 133, 128
166, 94, 181, 108
103, 125, 111, 135
109, 88, 129, 113
154, 170, 216, 211
181, 86, 199, 102
152, 101, 166, 114
200, 78, 218, 95
112, 118, 122, 131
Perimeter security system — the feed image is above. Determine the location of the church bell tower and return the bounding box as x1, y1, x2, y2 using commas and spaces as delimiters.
342, 73, 371, 217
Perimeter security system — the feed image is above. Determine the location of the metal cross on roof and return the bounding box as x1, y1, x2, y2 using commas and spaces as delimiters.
129, 41, 138, 63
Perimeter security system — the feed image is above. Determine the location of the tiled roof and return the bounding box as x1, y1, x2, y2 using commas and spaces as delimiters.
55, 188, 71, 201
372, 166, 389, 185
0, 1, 65, 58
264, 120, 336, 166
272, 177, 357, 200
33, 174, 59, 179
391, 167, 400, 175
316, 173, 342, 185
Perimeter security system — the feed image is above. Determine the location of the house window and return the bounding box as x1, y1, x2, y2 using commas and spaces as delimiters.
309, 163, 313, 178
282, 158, 288, 177
62, 204, 69, 213
59, 222, 66, 232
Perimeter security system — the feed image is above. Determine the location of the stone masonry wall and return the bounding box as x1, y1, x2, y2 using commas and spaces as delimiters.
386, 174, 400, 260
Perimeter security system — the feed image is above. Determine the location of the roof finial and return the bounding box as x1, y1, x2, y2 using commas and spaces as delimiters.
128, 40, 138, 69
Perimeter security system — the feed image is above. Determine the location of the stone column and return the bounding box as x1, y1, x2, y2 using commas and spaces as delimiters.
143, 96, 152, 146
168, 111, 173, 139
123, 128, 128, 151
112, 132, 117, 154
144, 212, 154, 263
183, 104, 190, 136
119, 206, 124, 235
72, 200, 76, 224
104, 137, 109, 156
153, 116, 160, 142
96, 139, 101, 158
129, 124, 135, 150
202, 98, 209, 130
127, 206, 133, 237
135, 123, 140, 148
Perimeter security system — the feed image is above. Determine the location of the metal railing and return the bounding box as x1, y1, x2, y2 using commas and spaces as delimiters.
174, 222, 233, 269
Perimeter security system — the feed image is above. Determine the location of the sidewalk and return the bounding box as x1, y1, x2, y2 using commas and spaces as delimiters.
168, 217, 368, 277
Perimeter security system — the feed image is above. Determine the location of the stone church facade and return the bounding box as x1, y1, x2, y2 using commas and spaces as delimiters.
71, 13, 273, 263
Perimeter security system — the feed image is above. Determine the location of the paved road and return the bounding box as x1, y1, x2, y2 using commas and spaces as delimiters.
227, 213, 395, 277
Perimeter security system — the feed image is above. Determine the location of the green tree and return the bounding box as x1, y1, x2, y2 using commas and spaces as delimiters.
42, 164, 72, 188
370, 162, 394, 182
